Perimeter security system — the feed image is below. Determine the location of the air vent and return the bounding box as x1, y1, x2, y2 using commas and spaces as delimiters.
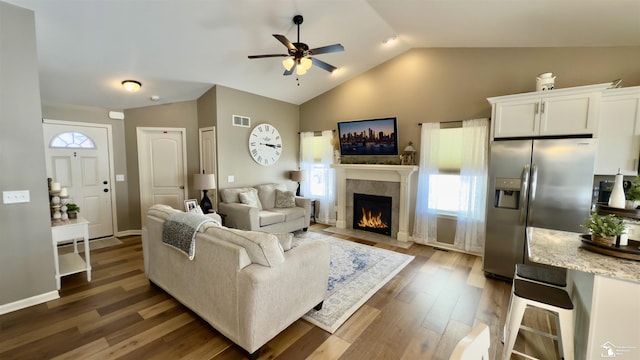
232, 115, 250, 128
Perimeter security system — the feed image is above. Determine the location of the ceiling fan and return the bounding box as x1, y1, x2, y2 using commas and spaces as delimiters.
248, 15, 344, 76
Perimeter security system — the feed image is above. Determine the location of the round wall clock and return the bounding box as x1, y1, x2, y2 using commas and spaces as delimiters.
248, 123, 282, 166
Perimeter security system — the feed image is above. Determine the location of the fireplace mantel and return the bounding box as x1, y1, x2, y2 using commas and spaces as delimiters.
331, 164, 418, 242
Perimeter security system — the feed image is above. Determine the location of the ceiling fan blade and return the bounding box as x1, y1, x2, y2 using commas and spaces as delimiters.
311, 57, 337, 73
283, 63, 295, 76
308, 44, 344, 55
273, 34, 297, 51
248, 54, 288, 59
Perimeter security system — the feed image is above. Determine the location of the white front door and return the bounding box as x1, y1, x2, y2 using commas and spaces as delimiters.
43, 122, 114, 239
137, 127, 188, 226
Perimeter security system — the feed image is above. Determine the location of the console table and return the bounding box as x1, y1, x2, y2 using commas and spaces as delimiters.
51, 216, 91, 290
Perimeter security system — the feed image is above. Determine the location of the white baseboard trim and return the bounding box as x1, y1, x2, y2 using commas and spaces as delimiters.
0, 290, 59, 315
116, 229, 141, 237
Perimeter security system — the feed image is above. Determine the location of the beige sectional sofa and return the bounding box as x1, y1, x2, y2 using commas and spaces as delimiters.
142, 204, 330, 358
218, 183, 311, 233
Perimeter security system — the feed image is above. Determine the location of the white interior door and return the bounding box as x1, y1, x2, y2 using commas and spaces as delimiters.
199, 127, 217, 210
43, 122, 114, 239
137, 127, 188, 225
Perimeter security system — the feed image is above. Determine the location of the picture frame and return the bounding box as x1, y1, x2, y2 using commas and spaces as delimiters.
184, 199, 198, 212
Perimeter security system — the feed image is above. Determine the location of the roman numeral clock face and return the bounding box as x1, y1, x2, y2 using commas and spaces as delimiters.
248, 124, 282, 166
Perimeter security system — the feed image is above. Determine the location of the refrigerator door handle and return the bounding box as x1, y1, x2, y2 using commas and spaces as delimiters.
519, 164, 530, 225
528, 164, 539, 224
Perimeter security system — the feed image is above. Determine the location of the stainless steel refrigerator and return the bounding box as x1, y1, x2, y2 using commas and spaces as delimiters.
483, 138, 596, 279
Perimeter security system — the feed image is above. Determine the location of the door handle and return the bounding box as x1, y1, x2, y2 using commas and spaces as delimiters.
519, 164, 530, 225
528, 164, 539, 225
540, 102, 545, 114
103, 189, 109, 193
179, 186, 185, 189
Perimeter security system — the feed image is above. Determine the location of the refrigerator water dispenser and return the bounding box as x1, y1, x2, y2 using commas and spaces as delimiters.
495, 178, 521, 209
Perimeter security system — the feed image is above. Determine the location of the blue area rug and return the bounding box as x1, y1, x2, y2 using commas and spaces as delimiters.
295, 232, 414, 333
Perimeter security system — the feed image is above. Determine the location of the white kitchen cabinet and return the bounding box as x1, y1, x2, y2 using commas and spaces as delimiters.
595, 86, 640, 175
488, 83, 612, 139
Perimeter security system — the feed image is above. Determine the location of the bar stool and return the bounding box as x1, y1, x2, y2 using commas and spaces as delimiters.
504, 264, 568, 343
515, 263, 567, 288
502, 279, 574, 360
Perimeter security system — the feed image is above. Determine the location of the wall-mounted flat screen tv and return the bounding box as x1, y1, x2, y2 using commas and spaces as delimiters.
337, 117, 398, 156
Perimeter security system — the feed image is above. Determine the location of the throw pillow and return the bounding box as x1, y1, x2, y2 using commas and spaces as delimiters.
274, 232, 293, 251
274, 189, 296, 208
238, 188, 262, 209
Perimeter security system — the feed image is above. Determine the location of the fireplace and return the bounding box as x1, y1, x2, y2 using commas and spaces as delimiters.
353, 193, 392, 236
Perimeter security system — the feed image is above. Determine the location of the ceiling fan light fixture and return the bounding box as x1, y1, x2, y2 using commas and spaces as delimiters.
282, 58, 295, 71
300, 57, 312, 71
122, 80, 142, 92
296, 65, 307, 76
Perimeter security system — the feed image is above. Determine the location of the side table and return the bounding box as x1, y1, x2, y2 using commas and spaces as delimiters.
310, 199, 317, 223
51, 216, 91, 290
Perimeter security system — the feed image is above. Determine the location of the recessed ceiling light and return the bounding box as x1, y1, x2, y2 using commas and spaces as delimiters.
121, 80, 142, 92
382, 35, 397, 45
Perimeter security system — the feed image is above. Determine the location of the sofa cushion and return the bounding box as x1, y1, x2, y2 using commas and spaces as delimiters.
148, 204, 180, 220
255, 183, 288, 210
259, 210, 285, 226
220, 187, 255, 204
239, 188, 262, 209
206, 226, 285, 266
270, 207, 305, 222
275, 189, 296, 208
149, 204, 223, 229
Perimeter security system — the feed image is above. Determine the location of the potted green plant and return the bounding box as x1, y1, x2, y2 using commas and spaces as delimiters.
625, 176, 640, 209
66, 203, 80, 219
582, 212, 625, 245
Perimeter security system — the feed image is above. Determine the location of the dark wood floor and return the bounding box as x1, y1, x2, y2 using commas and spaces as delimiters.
0, 224, 560, 359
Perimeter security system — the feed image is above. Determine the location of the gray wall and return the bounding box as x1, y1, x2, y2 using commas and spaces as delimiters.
213, 85, 300, 192
300, 47, 640, 152
0, 2, 56, 305
41, 104, 131, 232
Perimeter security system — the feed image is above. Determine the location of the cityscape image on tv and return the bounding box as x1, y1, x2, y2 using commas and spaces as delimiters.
338, 118, 397, 156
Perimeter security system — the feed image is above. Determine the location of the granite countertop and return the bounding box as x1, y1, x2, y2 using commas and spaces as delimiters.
526, 227, 640, 283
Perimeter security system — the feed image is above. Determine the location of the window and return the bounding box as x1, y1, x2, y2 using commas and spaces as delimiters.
50, 131, 96, 149
429, 173, 461, 214
429, 127, 462, 214
308, 136, 327, 197
300, 130, 336, 224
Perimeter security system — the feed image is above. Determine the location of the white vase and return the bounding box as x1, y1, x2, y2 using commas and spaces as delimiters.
608, 171, 626, 208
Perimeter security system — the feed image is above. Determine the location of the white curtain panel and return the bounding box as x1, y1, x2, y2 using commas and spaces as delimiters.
299, 132, 314, 197
454, 118, 489, 254
318, 130, 336, 224
413, 122, 441, 245
299, 131, 336, 224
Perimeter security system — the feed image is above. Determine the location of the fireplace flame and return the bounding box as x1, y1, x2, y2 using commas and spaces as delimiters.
358, 207, 389, 229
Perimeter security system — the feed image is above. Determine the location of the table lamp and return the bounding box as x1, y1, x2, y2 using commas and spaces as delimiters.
193, 173, 216, 213
290, 170, 306, 196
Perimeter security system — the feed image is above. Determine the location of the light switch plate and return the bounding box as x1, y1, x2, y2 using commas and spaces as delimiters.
3, 190, 30, 204
116, 174, 125, 182
228, 175, 235, 183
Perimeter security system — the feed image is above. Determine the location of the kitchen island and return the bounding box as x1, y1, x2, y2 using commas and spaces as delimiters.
527, 227, 640, 359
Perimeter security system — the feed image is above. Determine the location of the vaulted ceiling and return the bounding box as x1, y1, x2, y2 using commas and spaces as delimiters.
6, 0, 640, 109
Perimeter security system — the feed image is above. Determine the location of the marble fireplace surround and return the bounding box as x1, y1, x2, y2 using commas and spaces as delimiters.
332, 164, 419, 242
